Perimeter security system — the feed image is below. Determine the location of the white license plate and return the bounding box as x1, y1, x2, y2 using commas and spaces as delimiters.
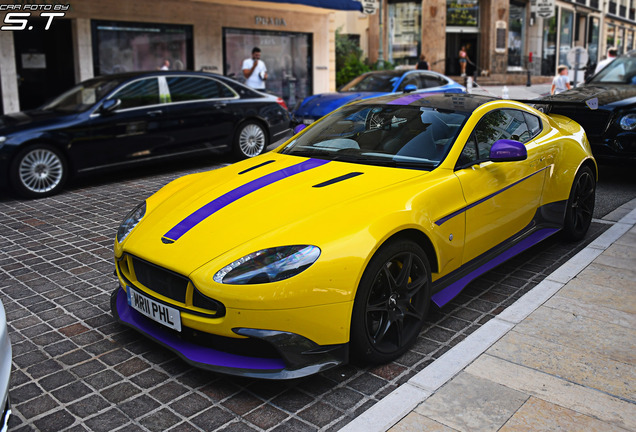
127, 286, 182, 332
303, 119, 314, 125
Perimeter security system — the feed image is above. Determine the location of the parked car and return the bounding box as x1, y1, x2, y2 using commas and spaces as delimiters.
0, 298, 11, 432
0, 71, 292, 198
539, 49, 636, 162
291, 69, 465, 125
111, 92, 596, 379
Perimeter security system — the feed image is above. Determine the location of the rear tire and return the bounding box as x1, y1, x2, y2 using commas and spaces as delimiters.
233, 121, 268, 159
350, 240, 431, 364
562, 166, 595, 241
9, 144, 67, 198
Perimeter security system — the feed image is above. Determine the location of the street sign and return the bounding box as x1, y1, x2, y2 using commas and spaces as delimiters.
531, 0, 555, 18
360, 0, 378, 14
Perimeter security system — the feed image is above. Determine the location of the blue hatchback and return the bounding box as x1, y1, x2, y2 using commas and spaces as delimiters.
292, 69, 465, 125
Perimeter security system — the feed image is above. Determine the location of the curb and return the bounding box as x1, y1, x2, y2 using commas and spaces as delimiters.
341, 202, 636, 432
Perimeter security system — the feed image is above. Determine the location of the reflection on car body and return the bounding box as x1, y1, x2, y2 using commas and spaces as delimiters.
540, 49, 636, 162
111, 93, 596, 379
0, 71, 292, 198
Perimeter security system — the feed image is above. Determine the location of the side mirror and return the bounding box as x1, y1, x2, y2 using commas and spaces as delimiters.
403, 84, 417, 93
100, 98, 121, 114
293, 124, 307, 134
490, 139, 527, 162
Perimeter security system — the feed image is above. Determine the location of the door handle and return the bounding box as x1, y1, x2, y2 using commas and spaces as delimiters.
147, 110, 163, 116
213, 103, 227, 109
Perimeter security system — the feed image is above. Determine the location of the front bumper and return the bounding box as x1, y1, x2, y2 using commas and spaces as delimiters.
590, 132, 636, 162
110, 287, 347, 379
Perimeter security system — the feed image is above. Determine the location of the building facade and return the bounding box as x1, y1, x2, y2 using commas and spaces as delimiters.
0, 0, 348, 114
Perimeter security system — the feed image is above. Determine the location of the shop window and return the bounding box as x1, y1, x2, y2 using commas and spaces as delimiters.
558, 9, 574, 67
588, 17, 600, 69
508, 2, 526, 69
541, 16, 557, 75
388, 1, 422, 66
607, 24, 616, 50
627, 31, 634, 51
446, 0, 479, 27
92, 20, 193, 75
223, 28, 312, 109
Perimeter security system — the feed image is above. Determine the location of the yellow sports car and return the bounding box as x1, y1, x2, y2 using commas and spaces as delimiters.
111, 93, 596, 379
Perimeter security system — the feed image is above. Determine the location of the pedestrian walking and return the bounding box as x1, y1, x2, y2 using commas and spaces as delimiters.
416, 53, 430, 70
551, 65, 571, 95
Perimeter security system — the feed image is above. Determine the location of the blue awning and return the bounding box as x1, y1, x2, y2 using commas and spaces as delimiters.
247, 0, 363, 12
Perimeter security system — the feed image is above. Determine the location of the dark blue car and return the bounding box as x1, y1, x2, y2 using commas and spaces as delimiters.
0, 71, 291, 198
292, 69, 465, 125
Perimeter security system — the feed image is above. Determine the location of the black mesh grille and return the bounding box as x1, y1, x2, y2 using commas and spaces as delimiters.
131, 257, 188, 303
549, 107, 612, 139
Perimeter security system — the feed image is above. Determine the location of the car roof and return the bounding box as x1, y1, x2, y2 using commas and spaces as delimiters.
92, 70, 229, 81
356, 92, 498, 113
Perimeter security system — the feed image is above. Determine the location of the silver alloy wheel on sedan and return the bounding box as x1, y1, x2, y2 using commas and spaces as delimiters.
19, 148, 64, 194
238, 123, 266, 157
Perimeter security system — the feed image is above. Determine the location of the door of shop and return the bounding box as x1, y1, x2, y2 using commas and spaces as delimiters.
445, 33, 478, 76
13, 18, 75, 110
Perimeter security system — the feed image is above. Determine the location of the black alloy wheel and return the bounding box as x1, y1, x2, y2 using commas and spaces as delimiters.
563, 166, 596, 241
351, 240, 431, 364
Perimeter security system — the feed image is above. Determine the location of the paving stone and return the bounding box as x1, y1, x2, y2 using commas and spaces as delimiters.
390, 412, 458, 431
32, 409, 76, 432
244, 405, 290, 429
67, 394, 111, 418
415, 372, 529, 431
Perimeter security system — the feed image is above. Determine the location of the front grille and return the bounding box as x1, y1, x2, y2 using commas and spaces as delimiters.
549, 107, 612, 139
130, 257, 188, 303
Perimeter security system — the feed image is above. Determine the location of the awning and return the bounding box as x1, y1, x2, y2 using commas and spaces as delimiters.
247, 0, 363, 11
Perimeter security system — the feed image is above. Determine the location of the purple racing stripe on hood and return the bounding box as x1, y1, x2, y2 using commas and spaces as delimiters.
163, 158, 330, 242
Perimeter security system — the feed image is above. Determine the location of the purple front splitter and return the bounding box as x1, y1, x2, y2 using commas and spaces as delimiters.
432, 228, 559, 307
115, 288, 285, 371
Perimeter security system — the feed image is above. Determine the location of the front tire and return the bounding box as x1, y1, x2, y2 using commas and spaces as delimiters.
10, 144, 67, 198
233, 121, 268, 159
563, 166, 595, 241
350, 240, 432, 364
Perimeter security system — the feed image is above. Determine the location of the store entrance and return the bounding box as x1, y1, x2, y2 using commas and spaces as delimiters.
445, 33, 478, 76
13, 18, 75, 111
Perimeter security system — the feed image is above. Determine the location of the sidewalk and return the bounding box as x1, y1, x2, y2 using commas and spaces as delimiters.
343, 199, 636, 432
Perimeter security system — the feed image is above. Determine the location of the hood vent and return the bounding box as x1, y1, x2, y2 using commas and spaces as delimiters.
239, 160, 275, 175
313, 172, 363, 188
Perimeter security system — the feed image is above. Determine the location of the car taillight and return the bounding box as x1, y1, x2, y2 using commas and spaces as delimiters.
276, 97, 288, 110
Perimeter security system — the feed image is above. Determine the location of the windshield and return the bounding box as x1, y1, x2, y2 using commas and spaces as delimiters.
41, 78, 122, 113
340, 73, 401, 92
591, 56, 636, 84
281, 104, 468, 169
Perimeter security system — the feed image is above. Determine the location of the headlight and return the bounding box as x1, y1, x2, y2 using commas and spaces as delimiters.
116, 201, 146, 243
619, 113, 636, 131
0, 136, 5, 148
214, 245, 320, 285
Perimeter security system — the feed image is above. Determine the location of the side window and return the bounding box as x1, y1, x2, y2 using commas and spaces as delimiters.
397, 74, 421, 91
421, 74, 448, 88
166, 77, 235, 102
506, 110, 531, 143
474, 109, 531, 158
523, 112, 542, 138
112, 79, 159, 110
457, 134, 478, 168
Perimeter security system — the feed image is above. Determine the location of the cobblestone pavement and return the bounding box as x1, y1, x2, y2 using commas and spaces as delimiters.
0, 159, 607, 432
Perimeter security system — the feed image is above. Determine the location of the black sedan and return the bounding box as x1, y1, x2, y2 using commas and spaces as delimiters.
540, 50, 636, 163
0, 71, 292, 198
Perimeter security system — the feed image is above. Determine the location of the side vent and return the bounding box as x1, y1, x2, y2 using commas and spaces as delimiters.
239, 160, 275, 175
313, 172, 363, 188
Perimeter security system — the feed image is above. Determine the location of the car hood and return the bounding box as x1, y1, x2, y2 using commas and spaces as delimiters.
294, 91, 386, 118
123, 153, 427, 276
0, 109, 77, 131
541, 84, 636, 108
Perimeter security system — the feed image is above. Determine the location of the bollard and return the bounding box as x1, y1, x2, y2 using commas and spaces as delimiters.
466, 76, 473, 93
502, 85, 509, 99
526, 69, 532, 87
